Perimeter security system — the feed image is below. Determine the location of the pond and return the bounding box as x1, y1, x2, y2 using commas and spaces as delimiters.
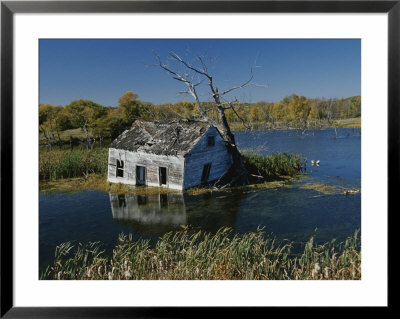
39, 128, 361, 272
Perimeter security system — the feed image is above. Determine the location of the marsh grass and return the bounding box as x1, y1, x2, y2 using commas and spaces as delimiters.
301, 183, 340, 195
39, 149, 108, 180
243, 151, 306, 180
300, 182, 361, 196
41, 227, 361, 280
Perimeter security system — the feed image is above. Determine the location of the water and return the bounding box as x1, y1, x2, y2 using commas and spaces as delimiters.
39, 128, 361, 272
235, 128, 361, 186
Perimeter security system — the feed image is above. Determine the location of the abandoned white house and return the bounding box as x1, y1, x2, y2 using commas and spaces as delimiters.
107, 120, 233, 190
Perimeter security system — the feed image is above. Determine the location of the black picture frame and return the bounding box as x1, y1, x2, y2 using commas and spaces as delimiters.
1, 1, 395, 317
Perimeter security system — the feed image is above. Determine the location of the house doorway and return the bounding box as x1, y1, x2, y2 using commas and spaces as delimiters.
159, 167, 167, 185
201, 163, 212, 183
136, 165, 146, 185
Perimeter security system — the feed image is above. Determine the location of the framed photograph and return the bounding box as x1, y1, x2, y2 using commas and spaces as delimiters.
1, 0, 395, 316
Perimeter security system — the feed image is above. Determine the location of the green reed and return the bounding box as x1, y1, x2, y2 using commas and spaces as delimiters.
243, 151, 306, 180
39, 148, 108, 180
41, 227, 360, 280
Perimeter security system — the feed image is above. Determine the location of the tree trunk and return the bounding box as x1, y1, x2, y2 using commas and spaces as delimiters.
82, 123, 90, 150
209, 91, 249, 187
216, 107, 235, 143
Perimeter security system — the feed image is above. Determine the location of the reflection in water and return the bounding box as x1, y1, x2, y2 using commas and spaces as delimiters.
110, 193, 187, 226
109, 191, 243, 235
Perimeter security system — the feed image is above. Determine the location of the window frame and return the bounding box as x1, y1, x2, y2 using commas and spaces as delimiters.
116, 159, 124, 178
135, 165, 147, 185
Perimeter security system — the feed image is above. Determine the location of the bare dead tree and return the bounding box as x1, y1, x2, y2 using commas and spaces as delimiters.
156, 51, 263, 187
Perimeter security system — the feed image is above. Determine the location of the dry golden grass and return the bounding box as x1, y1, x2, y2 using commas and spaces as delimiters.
334, 117, 361, 128
39, 128, 87, 145
41, 227, 361, 280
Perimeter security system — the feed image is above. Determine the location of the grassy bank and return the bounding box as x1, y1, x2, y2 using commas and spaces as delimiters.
39, 174, 183, 195
334, 117, 361, 128
41, 227, 360, 280
229, 117, 361, 131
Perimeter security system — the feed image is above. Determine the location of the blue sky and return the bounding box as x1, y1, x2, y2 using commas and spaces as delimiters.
39, 39, 360, 106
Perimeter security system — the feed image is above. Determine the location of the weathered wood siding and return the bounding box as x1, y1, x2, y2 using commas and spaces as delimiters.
107, 148, 185, 190
183, 127, 232, 189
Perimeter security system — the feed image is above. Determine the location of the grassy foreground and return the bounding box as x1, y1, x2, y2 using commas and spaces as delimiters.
41, 227, 360, 280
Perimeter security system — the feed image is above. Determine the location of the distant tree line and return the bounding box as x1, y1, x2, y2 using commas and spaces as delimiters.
39, 91, 361, 148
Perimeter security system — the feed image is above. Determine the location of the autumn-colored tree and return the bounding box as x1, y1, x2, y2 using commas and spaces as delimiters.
39, 104, 58, 148
65, 99, 107, 149
39, 104, 73, 148
117, 91, 145, 125
90, 107, 126, 145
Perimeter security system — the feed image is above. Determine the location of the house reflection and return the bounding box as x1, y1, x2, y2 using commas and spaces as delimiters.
110, 192, 187, 226
109, 190, 244, 236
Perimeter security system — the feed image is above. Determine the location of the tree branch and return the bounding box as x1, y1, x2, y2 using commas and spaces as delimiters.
155, 52, 218, 127
219, 66, 254, 96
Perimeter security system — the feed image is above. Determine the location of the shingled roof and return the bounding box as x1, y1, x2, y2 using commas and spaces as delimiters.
109, 120, 213, 156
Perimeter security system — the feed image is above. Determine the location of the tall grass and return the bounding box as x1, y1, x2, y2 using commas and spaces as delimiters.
39, 148, 304, 185
41, 227, 360, 280
243, 151, 306, 180
39, 148, 108, 180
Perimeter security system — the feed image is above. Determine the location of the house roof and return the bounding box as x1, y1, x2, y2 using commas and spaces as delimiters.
109, 120, 213, 156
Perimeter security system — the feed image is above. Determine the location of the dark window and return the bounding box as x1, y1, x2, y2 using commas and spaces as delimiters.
208, 136, 215, 146
201, 163, 212, 183
116, 160, 124, 178
159, 167, 167, 185
136, 165, 146, 185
